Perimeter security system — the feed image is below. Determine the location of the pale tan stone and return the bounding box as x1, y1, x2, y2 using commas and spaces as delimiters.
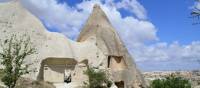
0, 1, 146, 88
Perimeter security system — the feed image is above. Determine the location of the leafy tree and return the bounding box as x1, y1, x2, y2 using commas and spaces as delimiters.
191, 0, 200, 24
0, 34, 36, 88
83, 66, 112, 88
150, 74, 191, 88
192, 0, 200, 15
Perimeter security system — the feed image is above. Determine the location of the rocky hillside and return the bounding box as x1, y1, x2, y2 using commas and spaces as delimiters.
143, 70, 200, 88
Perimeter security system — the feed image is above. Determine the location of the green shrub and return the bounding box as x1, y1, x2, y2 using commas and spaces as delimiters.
0, 34, 36, 88
0, 69, 4, 79
150, 74, 191, 88
83, 66, 112, 88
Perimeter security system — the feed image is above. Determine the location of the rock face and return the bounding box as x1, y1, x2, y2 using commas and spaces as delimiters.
78, 4, 146, 88
0, 1, 146, 88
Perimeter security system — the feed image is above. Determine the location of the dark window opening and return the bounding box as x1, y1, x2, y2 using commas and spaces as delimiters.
114, 57, 122, 63
64, 74, 71, 83
108, 56, 124, 68
115, 81, 124, 88
108, 56, 111, 68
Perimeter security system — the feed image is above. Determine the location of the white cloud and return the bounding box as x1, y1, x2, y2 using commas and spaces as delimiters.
103, 0, 147, 19
21, 0, 89, 39
20, 0, 157, 43
115, 0, 147, 19
136, 41, 200, 71
134, 41, 200, 62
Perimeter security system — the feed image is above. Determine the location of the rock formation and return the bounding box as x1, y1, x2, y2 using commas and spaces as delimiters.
0, 1, 146, 88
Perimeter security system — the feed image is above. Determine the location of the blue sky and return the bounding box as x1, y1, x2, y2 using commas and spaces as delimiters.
139, 0, 200, 45
56, 0, 200, 45
6, 0, 200, 71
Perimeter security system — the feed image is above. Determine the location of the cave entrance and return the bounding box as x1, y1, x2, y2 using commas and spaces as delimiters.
42, 58, 77, 83
107, 56, 127, 70
115, 81, 124, 88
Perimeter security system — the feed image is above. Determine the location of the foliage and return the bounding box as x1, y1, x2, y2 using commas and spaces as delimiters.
0, 69, 4, 79
83, 66, 112, 88
191, 0, 200, 24
0, 34, 36, 88
150, 74, 191, 88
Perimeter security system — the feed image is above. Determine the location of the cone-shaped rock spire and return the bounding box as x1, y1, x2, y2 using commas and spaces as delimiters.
77, 4, 114, 42
77, 4, 147, 88
77, 4, 123, 56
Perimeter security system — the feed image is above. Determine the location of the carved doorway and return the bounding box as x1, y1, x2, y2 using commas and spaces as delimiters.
42, 58, 77, 83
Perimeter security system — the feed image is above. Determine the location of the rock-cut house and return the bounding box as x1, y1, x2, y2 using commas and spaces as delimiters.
0, 1, 146, 88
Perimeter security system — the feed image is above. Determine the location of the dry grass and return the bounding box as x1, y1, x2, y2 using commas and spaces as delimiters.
15, 78, 55, 88
0, 69, 55, 88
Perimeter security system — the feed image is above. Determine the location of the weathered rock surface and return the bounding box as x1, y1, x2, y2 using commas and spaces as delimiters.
78, 4, 146, 88
0, 1, 146, 88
